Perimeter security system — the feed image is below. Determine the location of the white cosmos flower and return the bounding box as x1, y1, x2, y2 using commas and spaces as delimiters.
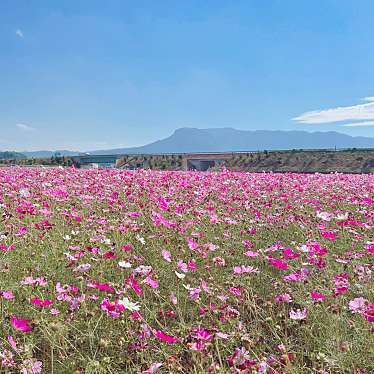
136, 234, 146, 245
175, 271, 186, 279
118, 297, 140, 312
19, 188, 31, 198
336, 213, 349, 221
118, 261, 132, 269
298, 244, 309, 253
316, 211, 333, 221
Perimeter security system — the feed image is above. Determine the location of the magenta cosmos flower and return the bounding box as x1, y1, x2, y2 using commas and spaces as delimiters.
10, 315, 33, 332
154, 330, 178, 344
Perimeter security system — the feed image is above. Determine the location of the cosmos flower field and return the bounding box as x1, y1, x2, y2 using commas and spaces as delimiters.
0, 168, 373, 373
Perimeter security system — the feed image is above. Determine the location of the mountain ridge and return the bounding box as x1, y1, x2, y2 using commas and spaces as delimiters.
88, 128, 374, 155
2, 128, 374, 158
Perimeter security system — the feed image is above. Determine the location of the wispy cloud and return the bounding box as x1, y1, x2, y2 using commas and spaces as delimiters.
16, 123, 34, 132
293, 97, 374, 125
342, 121, 374, 127
15, 29, 24, 38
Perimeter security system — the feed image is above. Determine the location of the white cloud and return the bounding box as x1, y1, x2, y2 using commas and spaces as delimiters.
15, 29, 24, 38
16, 123, 35, 132
293, 96, 374, 124
342, 121, 374, 127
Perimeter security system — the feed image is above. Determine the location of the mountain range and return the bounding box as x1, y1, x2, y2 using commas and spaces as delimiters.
10, 128, 374, 158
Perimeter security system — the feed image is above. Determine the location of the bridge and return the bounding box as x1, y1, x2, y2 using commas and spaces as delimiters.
71, 154, 121, 168
181, 153, 231, 171
71, 152, 233, 170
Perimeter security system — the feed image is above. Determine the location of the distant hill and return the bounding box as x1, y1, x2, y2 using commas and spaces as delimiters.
7, 128, 374, 158
89, 128, 374, 154
22, 150, 80, 158
0, 151, 27, 159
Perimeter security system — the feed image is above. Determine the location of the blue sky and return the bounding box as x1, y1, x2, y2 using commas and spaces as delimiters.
1, 0, 374, 151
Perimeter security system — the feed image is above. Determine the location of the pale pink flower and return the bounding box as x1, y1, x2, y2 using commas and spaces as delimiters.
144, 276, 159, 289
289, 308, 308, 320
1, 290, 14, 299
140, 362, 163, 374
349, 297, 368, 314
275, 293, 293, 303
189, 287, 201, 301
161, 249, 172, 262
244, 250, 259, 257
0, 349, 14, 367
177, 260, 188, 273
233, 265, 258, 274
73, 263, 91, 272
20, 358, 43, 374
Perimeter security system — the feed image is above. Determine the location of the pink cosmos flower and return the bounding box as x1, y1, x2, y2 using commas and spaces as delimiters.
20, 276, 47, 286
216, 332, 229, 339
1, 290, 14, 299
186, 237, 198, 250
10, 315, 33, 332
284, 268, 310, 282
366, 242, 374, 254
244, 250, 259, 257
283, 248, 300, 260
275, 293, 293, 303
73, 263, 91, 272
228, 347, 255, 369
200, 279, 211, 294
212, 256, 226, 266
125, 275, 143, 295
188, 260, 197, 272
161, 249, 171, 262
88, 281, 115, 293
20, 358, 43, 374
289, 308, 308, 320
204, 242, 218, 251
177, 260, 188, 273
0, 349, 14, 368
30, 298, 53, 307
140, 362, 163, 374
321, 230, 336, 241
188, 340, 206, 351
144, 276, 159, 289
310, 291, 327, 301
154, 330, 178, 344
233, 265, 258, 274
229, 287, 242, 296
7, 336, 18, 352
16, 226, 28, 236
334, 286, 349, 296
100, 299, 125, 318
191, 327, 213, 341
189, 287, 201, 301
103, 250, 117, 259
363, 303, 374, 322
170, 292, 177, 305
267, 256, 288, 270
0, 243, 15, 251
122, 244, 133, 252
349, 297, 368, 314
